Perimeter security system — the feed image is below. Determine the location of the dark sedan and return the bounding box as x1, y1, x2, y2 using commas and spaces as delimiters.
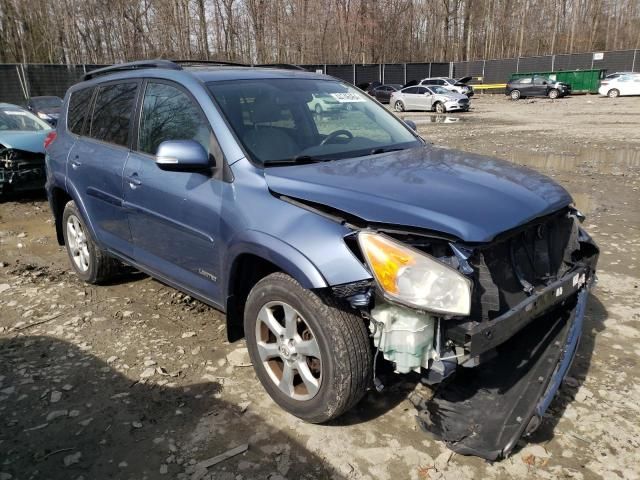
506, 75, 571, 100
368, 83, 402, 104
26, 96, 63, 126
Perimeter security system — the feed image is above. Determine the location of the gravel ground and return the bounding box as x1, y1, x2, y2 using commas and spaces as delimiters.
1, 94, 639, 480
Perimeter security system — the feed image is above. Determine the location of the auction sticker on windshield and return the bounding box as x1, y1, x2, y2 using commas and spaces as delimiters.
330, 92, 366, 103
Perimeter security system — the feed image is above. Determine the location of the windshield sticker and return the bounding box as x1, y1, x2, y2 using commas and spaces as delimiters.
329, 92, 366, 103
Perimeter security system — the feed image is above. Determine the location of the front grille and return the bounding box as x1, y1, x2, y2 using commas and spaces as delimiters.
459, 98, 469, 105
468, 210, 579, 320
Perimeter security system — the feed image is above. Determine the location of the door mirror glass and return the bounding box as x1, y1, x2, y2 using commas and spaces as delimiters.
155, 140, 210, 171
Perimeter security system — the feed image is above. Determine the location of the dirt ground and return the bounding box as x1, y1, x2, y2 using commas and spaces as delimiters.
1, 94, 639, 480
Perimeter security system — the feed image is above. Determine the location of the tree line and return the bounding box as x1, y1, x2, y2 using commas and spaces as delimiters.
1, 0, 638, 65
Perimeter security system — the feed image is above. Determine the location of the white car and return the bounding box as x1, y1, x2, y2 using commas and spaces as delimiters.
390, 85, 470, 113
598, 73, 640, 98
419, 77, 474, 97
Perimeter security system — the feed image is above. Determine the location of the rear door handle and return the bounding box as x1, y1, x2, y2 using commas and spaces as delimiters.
70, 157, 82, 169
127, 173, 142, 188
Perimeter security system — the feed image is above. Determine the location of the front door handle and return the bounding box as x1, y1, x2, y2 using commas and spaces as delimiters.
127, 173, 142, 188
70, 156, 82, 170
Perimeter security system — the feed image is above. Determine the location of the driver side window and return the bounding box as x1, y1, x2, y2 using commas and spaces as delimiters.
138, 82, 211, 156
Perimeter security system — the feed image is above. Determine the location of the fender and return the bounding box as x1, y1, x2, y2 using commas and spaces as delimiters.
223, 229, 328, 294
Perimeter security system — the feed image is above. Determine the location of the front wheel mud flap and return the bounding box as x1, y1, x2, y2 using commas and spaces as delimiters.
418, 289, 588, 461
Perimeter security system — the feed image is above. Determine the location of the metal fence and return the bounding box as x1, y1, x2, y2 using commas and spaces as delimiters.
1, 49, 638, 104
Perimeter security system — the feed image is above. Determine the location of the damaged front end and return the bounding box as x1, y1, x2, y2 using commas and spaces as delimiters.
0, 144, 46, 196
339, 206, 599, 460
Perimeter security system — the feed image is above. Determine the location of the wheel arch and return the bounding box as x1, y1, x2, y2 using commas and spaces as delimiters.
49, 187, 74, 246
223, 232, 329, 342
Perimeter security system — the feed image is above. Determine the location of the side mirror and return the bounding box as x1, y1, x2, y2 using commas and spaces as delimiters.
155, 140, 210, 171
404, 120, 417, 131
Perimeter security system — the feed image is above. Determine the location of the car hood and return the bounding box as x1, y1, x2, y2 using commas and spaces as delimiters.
437, 91, 467, 101
0, 130, 49, 154
264, 146, 572, 243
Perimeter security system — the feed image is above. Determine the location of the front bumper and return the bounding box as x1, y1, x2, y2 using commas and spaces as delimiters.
419, 285, 591, 460
444, 101, 470, 111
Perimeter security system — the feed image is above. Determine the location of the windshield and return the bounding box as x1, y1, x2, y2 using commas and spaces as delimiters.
207, 78, 421, 165
0, 107, 52, 131
429, 86, 450, 94
30, 97, 62, 109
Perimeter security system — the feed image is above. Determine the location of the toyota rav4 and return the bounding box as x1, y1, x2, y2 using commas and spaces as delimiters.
45, 60, 598, 460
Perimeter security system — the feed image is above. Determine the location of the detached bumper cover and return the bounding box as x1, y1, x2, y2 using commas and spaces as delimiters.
419, 287, 589, 460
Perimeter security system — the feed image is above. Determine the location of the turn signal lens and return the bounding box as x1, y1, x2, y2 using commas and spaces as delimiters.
358, 232, 472, 316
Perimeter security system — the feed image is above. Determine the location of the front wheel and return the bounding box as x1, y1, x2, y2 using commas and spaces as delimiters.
510, 89, 521, 100
434, 102, 446, 114
608, 89, 620, 98
62, 201, 119, 284
548, 89, 560, 99
394, 100, 405, 112
244, 272, 372, 423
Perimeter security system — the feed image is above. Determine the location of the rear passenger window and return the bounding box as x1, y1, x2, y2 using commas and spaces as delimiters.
89, 82, 137, 147
138, 82, 210, 155
67, 87, 94, 135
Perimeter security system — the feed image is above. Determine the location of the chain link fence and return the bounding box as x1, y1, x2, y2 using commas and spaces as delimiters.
0, 49, 637, 104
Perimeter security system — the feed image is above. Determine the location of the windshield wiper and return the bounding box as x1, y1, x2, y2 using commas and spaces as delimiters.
264, 155, 330, 167
370, 147, 406, 155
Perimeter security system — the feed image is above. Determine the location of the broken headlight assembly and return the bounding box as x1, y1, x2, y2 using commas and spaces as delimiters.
357, 232, 471, 316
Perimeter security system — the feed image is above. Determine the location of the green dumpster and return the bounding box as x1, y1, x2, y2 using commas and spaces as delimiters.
510, 69, 606, 94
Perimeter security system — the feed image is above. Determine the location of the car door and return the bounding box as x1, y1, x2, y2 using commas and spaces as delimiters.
532, 76, 549, 96
423, 87, 436, 109
66, 81, 139, 256
631, 75, 640, 95
122, 79, 224, 303
515, 77, 533, 96
414, 87, 430, 110
401, 87, 418, 109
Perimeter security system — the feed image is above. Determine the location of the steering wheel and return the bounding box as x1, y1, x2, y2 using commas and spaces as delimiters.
320, 129, 353, 145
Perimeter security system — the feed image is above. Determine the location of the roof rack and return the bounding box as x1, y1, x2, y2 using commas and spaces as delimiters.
82, 59, 308, 81
173, 59, 249, 67
257, 63, 307, 71
83, 60, 181, 81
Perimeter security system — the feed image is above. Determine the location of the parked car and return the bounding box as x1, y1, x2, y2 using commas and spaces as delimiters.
391, 85, 470, 113
506, 75, 571, 100
46, 60, 598, 460
419, 77, 474, 97
26, 96, 63, 126
598, 72, 640, 98
0, 103, 53, 197
368, 84, 403, 104
307, 92, 347, 113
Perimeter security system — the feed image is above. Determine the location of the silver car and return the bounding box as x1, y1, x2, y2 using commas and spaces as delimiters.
390, 85, 470, 113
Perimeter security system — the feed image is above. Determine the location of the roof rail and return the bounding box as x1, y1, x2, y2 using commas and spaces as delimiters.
83, 59, 182, 81
257, 63, 307, 71
172, 59, 248, 67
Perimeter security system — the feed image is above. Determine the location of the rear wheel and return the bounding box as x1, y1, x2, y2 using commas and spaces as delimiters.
607, 88, 620, 98
548, 89, 560, 99
434, 102, 446, 114
244, 272, 372, 423
394, 100, 405, 112
510, 89, 521, 100
62, 201, 119, 284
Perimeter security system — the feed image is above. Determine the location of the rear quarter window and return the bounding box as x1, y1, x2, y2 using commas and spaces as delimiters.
67, 87, 95, 135
89, 82, 138, 147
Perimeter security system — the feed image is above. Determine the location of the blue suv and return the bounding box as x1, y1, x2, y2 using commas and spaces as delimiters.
46, 60, 598, 459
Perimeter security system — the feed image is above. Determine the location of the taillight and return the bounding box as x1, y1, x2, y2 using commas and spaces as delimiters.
44, 131, 57, 149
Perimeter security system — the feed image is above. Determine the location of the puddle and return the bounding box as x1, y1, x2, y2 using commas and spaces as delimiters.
507, 147, 640, 175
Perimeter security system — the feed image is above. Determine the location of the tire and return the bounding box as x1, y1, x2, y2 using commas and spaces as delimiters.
244, 272, 372, 423
394, 101, 405, 112
62, 201, 119, 284
434, 102, 446, 114
510, 89, 521, 100
548, 89, 560, 99
608, 89, 620, 98
314, 103, 322, 114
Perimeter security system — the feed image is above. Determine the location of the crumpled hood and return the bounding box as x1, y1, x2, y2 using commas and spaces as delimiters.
437, 91, 467, 101
0, 130, 49, 154
264, 146, 572, 243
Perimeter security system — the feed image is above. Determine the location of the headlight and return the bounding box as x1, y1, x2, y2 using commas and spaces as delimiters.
357, 232, 471, 315
37, 112, 51, 120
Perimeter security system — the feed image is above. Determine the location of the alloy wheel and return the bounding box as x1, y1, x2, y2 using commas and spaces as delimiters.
255, 301, 322, 401
66, 214, 90, 272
